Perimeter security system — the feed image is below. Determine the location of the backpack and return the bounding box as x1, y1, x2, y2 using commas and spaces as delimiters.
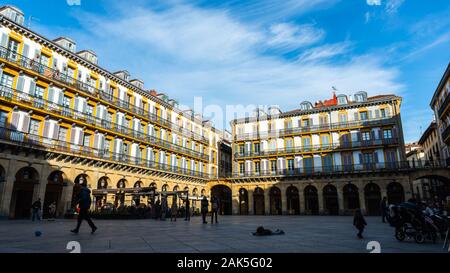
212, 200, 218, 210
79, 188, 91, 208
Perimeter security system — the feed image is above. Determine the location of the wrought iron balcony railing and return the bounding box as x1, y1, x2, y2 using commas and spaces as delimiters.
0, 84, 209, 161
0, 45, 209, 144
234, 138, 399, 158
234, 117, 396, 141
0, 126, 210, 179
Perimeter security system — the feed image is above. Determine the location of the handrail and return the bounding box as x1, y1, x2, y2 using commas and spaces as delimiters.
0, 126, 210, 179
234, 138, 399, 158
0, 84, 209, 160
0, 45, 209, 144
234, 117, 396, 141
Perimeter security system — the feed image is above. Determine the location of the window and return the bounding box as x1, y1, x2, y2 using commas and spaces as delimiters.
239, 144, 244, 155
380, 108, 388, 118
304, 157, 313, 174
239, 163, 244, 174
285, 139, 293, 149
339, 113, 347, 123
58, 127, 67, 142
40, 54, 50, 67
342, 153, 353, 171
254, 162, 260, 173
302, 137, 311, 151
383, 129, 393, 139
319, 116, 328, 125
271, 161, 277, 172
359, 111, 368, 120
361, 131, 371, 141
254, 143, 260, 154
237, 127, 244, 135
288, 159, 294, 170
83, 134, 91, 147
321, 135, 330, 148
337, 96, 347, 105
28, 119, 40, 135
0, 111, 7, 127
7, 39, 19, 60
1, 73, 14, 88
301, 119, 310, 127
322, 155, 333, 172
285, 120, 292, 129
104, 139, 111, 155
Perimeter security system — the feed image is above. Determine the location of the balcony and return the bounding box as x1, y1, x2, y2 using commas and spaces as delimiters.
442, 124, 450, 144
0, 84, 209, 161
438, 93, 450, 118
0, 45, 209, 144
234, 117, 396, 141
230, 160, 429, 178
0, 126, 210, 179
234, 138, 399, 159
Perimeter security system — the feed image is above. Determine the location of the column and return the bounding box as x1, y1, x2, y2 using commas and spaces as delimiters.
264, 186, 270, 215
0, 160, 15, 218
281, 184, 287, 215
232, 188, 239, 215
337, 187, 344, 216
299, 185, 305, 215
358, 184, 367, 215
248, 188, 254, 215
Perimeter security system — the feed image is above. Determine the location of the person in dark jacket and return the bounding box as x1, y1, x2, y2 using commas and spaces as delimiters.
201, 196, 208, 224
380, 197, 388, 223
353, 209, 367, 239
31, 198, 42, 222
210, 195, 219, 224
185, 198, 191, 221
71, 184, 97, 234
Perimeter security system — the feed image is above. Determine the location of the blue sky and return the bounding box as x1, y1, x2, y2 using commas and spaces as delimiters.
8, 0, 450, 142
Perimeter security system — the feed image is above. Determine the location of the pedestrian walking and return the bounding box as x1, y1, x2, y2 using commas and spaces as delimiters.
170, 196, 178, 222
211, 195, 219, 224
70, 183, 97, 234
353, 209, 367, 239
380, 197, 388, 223
185, 198, 191, 221
48, 201, 56, 221
201, 196, 208, 224
31, 198, 42, 222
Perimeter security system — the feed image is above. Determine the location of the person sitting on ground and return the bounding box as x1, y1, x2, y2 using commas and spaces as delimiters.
252, 226, 285, 236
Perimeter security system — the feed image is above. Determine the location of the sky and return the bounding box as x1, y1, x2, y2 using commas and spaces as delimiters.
7, 0, 450, 142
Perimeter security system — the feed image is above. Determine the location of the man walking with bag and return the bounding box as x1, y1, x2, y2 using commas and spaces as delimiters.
71, 183, 97, 234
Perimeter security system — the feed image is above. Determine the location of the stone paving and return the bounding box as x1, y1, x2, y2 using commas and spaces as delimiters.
0, 216, 447, 253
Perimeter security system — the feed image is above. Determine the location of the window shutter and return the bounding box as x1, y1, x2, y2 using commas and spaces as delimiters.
359, 154, 363, 164
368, 110, 373, 119
374, 152, 379, 163
82, 100, 87, 113
105, 83, 110, 92
70, 128, 76, 144
28, 80, 36, 96
371, 130, 375, 140
385, 107, 391, 117
78, 129, 84, 145
0, 33, 7, 48
94, 134, 99, 149
57, 91, 63, 105
43, 120, 50, 138
10, 111, 19, 129
375, 110, 380, 119
16, 76, 25, 92
22, 43, 29, 58
0, 68, 3, 82
354, 112, 358, 121
20, 114, 30, 132
74, 97, 79, 111
52, 123, 59, 139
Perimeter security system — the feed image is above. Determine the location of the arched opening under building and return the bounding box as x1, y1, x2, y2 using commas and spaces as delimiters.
253, 187, 265, 215
323, 184, 339, 215
387, 182, 405, 205
0, 164, 5, 182
239, 188, 249, 215
343, 184, 360, 211
71, 174, 88, 210
133, 181, 143, 206
95, 176, 109, 210
10, 167, 39, 219
115, 179, 127, 207
304, 185, 319, 215
364, 183, 381, 216
269, 186, 282, 215
43, 171, 65, 218
286, 185, 300, 215
210, 185, 232, 215
413, 175, 450, 204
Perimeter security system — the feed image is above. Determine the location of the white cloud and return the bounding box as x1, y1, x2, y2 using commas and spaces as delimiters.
298, 42, 352, 63
58, 2, 402, 129
385, 0, 405, 14
366, 0, 381, 6
267, 23, 325, 51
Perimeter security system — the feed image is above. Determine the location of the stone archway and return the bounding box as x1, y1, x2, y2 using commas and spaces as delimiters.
269, 186, 282, 215
133, 181, 143, 206
115, 178, 127, 207
10, 167, 40, 219
323, 184, 339, 215
210, 185, 232, 215
253, 187, 265, 215
43, 171, 65, 218
0, 164, 5, 182
343, 184, 360, 211
410, 173, 450, 204
364, 183, 381, 216
304, 185, 319, 215
71, 174, 88, 210
238, 188, 249, 215
286, 185, 300, 215
95, 176, 110, 210
387, 182, 404, 205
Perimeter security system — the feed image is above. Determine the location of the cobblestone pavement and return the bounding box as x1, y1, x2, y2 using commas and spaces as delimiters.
0, 216, 447, 253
